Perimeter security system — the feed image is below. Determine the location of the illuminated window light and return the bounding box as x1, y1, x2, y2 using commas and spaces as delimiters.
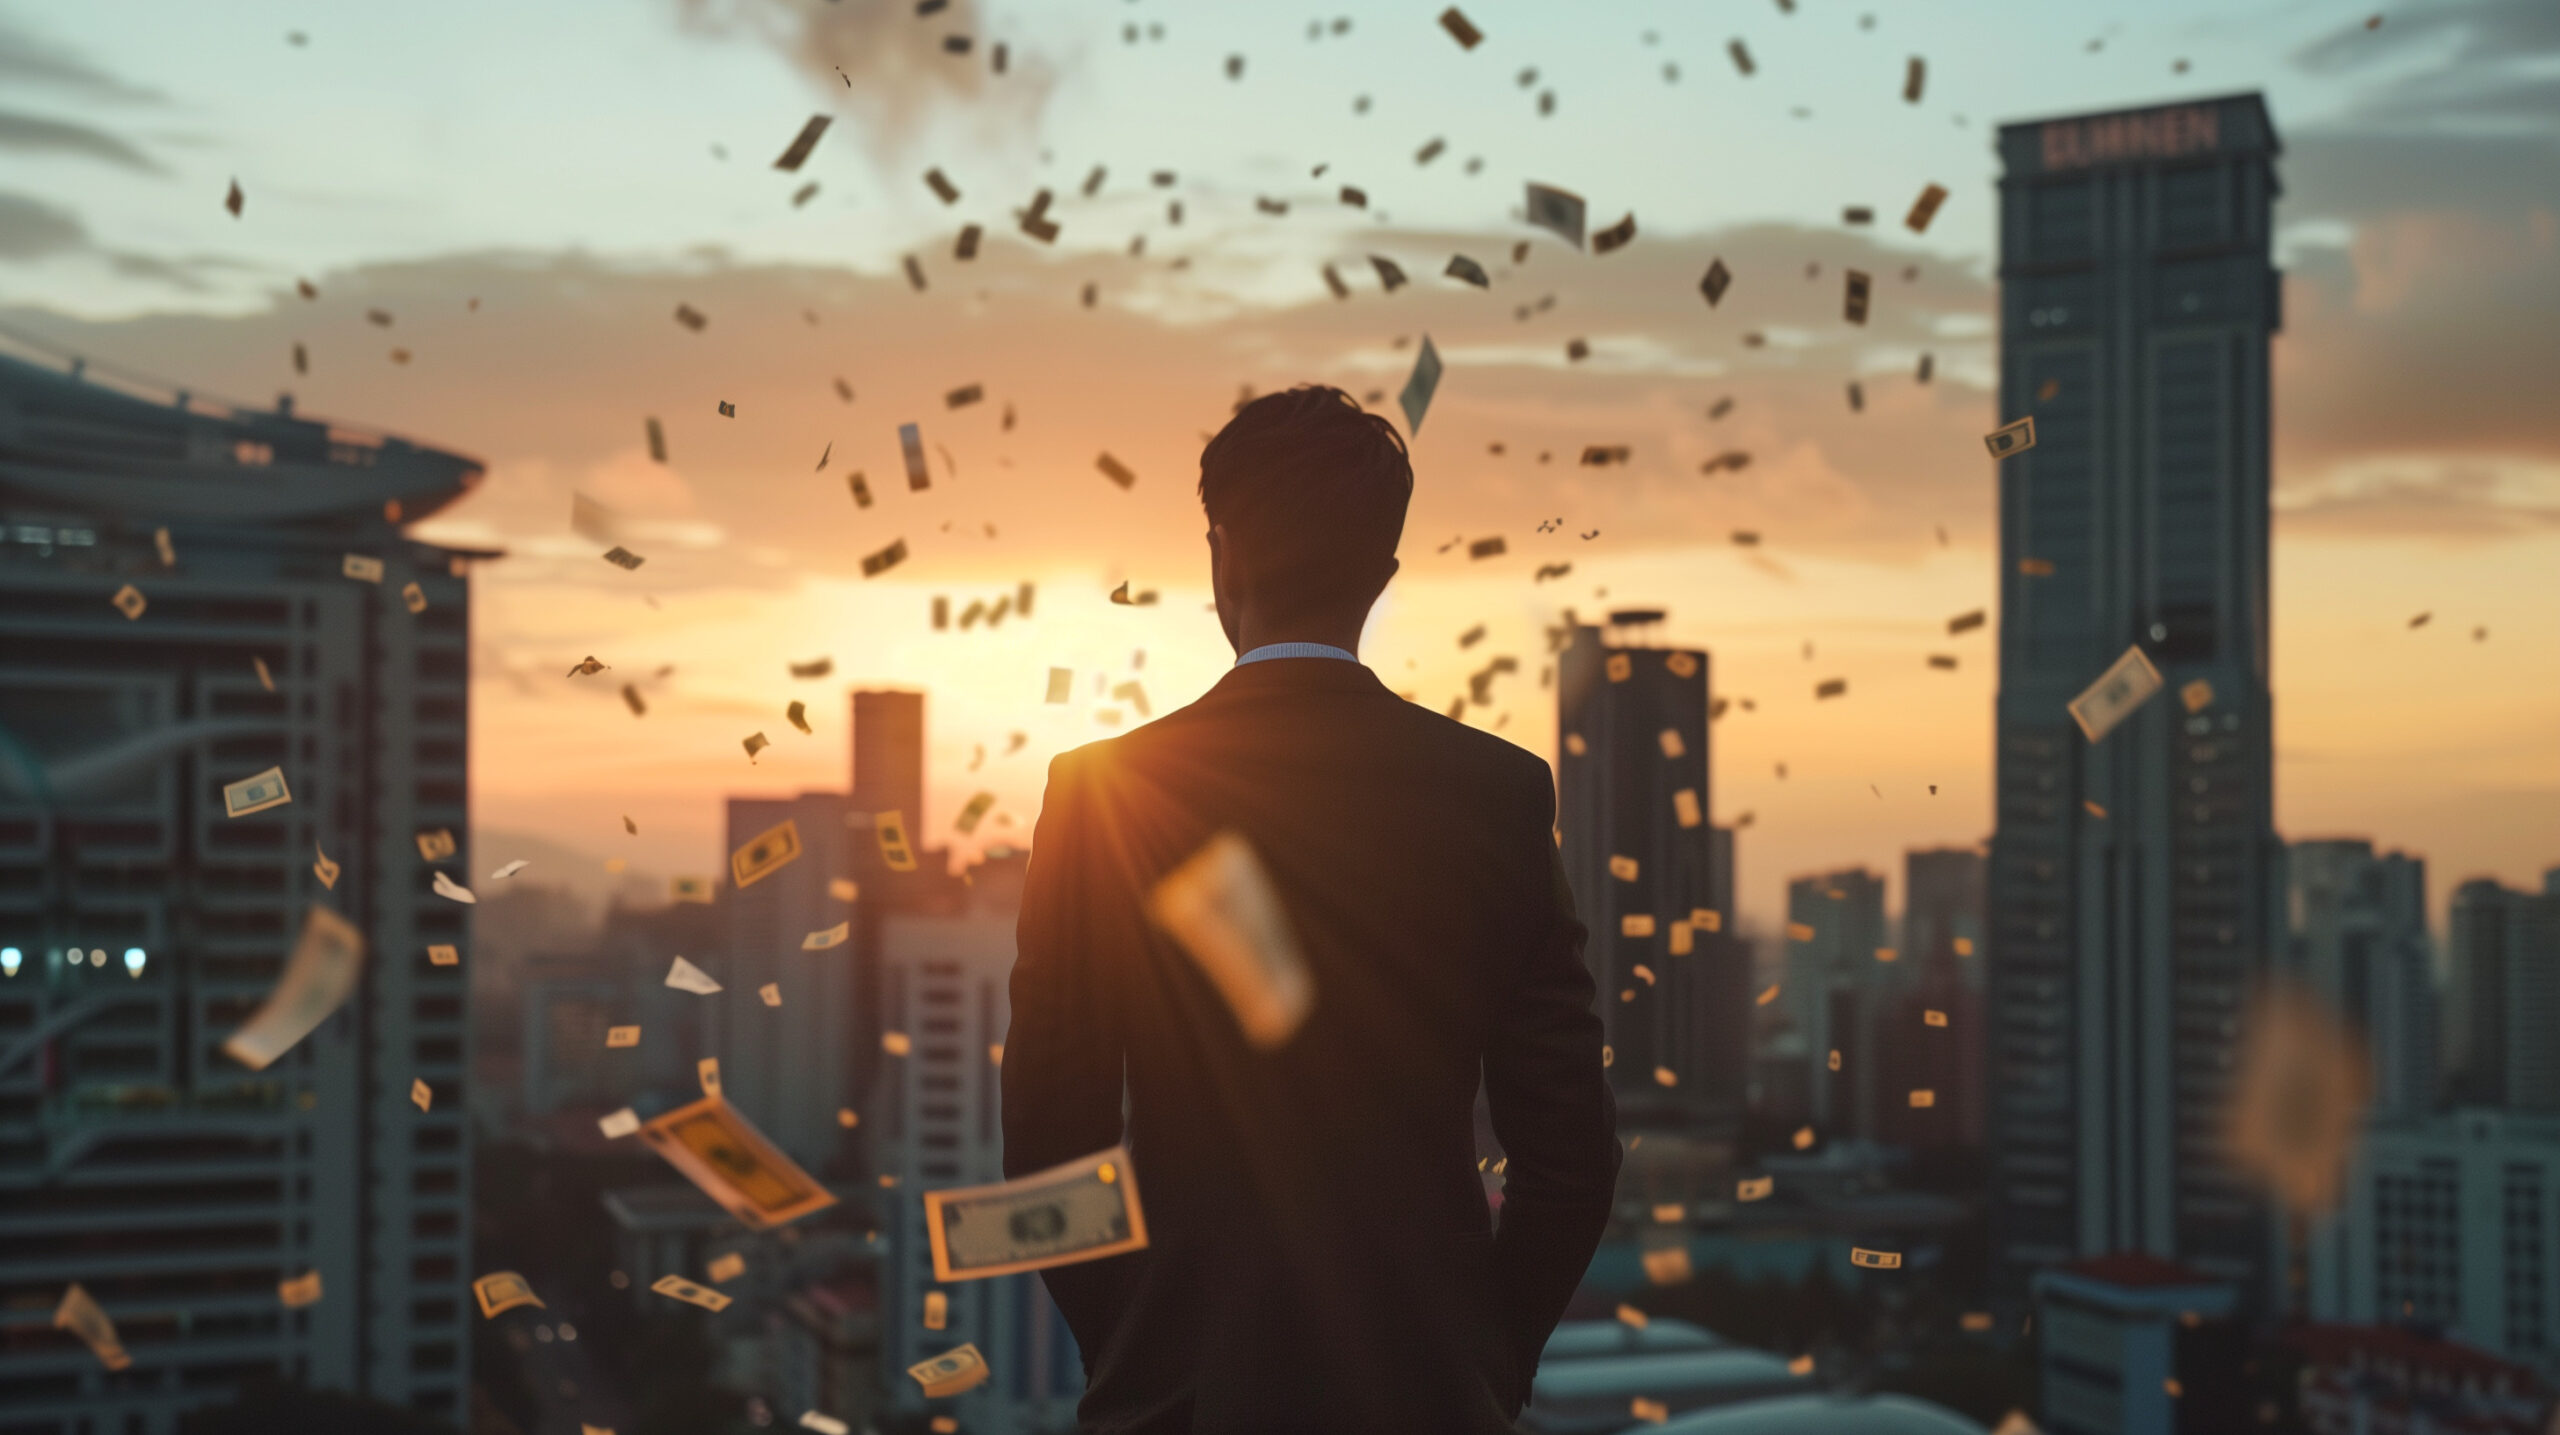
125, 948, 147, 977
1, 947, 19, 977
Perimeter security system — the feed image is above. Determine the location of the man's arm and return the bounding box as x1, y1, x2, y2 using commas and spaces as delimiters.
1002, 752, 1132, 1357
1483, 760, 1620, 1397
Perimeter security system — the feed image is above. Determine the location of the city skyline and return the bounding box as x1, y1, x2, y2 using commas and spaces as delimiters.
0, 1, 2552, 936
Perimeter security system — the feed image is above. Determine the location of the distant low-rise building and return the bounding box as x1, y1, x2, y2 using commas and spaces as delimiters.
2291, 1321, 2554, 1435
2032, 1254, 2245, 1435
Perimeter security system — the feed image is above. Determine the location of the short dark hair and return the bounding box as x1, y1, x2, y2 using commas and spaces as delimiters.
1197, 386, 1412, 623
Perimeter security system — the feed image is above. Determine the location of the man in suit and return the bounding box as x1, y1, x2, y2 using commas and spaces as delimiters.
1003, 386, 1620, 1432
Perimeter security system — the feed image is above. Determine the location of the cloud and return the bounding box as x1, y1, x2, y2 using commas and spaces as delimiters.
0, 15, 165, 104
670, 0, 1059, 167
0, 191, 86, 260
0, 109, 162, 173
2292, 0, 2560, 132
2275, 456, 2560, 539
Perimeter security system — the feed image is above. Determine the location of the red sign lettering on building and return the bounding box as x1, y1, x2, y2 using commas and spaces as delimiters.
2040, 105, 2221, 170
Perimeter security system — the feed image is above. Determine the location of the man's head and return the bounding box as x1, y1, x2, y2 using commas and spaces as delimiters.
1198, 386, 1411, 652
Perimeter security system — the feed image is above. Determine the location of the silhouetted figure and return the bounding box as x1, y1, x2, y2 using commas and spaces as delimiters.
1005, 386, 1621, 1432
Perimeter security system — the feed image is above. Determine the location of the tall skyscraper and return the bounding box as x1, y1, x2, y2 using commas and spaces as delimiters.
2447, 875, 2560, 1113
1556, 613, 1746, 1127
0, 343, 483, 1428
2287, 840, 2437, 1119
1874, 848, 1990, 1152
1783, 868, 1889, 1138
875, 858, 1082, 1434
1986, 94, 2288, 1304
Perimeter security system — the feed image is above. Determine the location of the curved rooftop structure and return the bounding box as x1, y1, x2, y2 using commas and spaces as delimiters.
1522, 1348, 1809, 1435
0, 321, 483, 525
1543, 1318, 1725, 1362
1646, 1393, 1991, 1435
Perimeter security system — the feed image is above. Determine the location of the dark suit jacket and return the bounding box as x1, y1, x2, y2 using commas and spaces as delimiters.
1003, 656, 1621, 1433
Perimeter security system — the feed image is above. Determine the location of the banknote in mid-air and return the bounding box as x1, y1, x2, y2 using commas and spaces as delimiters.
222, 905, 366, 1070
924, 1145, 1149, 1283
2066, 644, 2164, 743
907, 1343, 990, 1398
1145, 831, 1314, 1050
279, 1271, 323, 1308
731, 819, 803, 889
639, 1095, 838, 1230
473, 1271, 543, 1318
876, 811, 918, 872
1524, 182, 1585, 248
651, 1273, 732, 1312
954, 792, 995, 835
54, 1284, 131, 1371
224, 766, 292, 818
1399, 335, 1442, 435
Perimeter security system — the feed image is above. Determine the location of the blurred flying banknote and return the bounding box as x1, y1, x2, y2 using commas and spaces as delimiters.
731, 819, 803, 889
876, 811, 918, 872
432, 870, 476, 904
54, 1284, 131, 1371
2226, 979, 2372, 1217
907, 1344, 991, 1399
639, 1094, 839, 1230
1983, 415, 2037, 458
1399, 335, 1442, 435
1145, 831, 1315, 1050
2066, 645, 2164, 743
802, 922, 850, 951
224, 766, 292, 818
666, 956, 722, 994
473, 1271, 544, 1318
278, 1271, 323, 1308
924, 1145, 1149, 1282
222, 905, 365, 1070
651, 1274, 732, 1312
1524, 182, 1585, 248
954, 792, 995, 835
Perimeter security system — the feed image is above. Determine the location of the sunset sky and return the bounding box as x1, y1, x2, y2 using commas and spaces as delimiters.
4, 0, 2554, 934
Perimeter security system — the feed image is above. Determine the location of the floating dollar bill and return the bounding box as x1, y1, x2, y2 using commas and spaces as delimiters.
1439, 5, 1483, 48
607, 1025, 640, 1048
1903, 55, 1926, 103
224, 766, 293, 818
759, 982, 781, 1006
313, 844, 339, 889
699, 1058, 721, 1095
1850, 1248, 1903, 1270
1909, 1089, 1936, 1108
411, 1078, 432, 1111
639, 1094, 839, 1230
1621, 914, 1655, 937
666, 956, 722, 994
1399, 334, 1442, 435
112, 584, 146, 620
1907, 182, 1949, 233
908, 1343, 991, 1399
1095, 452, 1136, 490
1845, 269, 1871, 324
773, 113, 830, 171
599, 1108, 641, 1139
1699, 257, 1732, 306
923, 1290, 949, 1329
2182, 679, 2215, 713
731, 819, 803, 889
1524, 183, 1585, 248
862, 538, 908, 578
2226, 980, 2371, 1217
432, 870, 476, 904
1444, 254, 1489, 287
671, 877, 713, 904
799, 1414, 850, 1435
706, 1251, 746, 1283
153, 525, 175, 565
490, 859, 530, 880
787, 700, 811, 735
1633, 1397, 1668, 1423
223, 905, 365, 1070
790, 656, 833, 679
1789, 1355, 1815, 1376
474, 1271, 544, 1318
1641, 1247, 1693, 1285
1737, 1176, 1773, 1201
924, 1145, 1149, 1282
1145, 832, 1314, 1050
651, 1273, 732, 1312
1925, 1009, 1949, 1028
416, 829, 456, 860
827, 878, 858, 902
1673, 790, 1702, 828
1591, 213, 1636, 254
602, 546, 645, 570
428, 944, 459, 966
1046, 667, 1073, 703
898, 422, 930, 491
2067, 645, 2164, 743
342, 554, 384, 583
1112, 681, 1150, 718
279, 1271, 323, 1308
803, 922, 850, 951
954, 792, 995, 835
55, 1284, 132, 1371
876, 811, 918, 872
1984, 416, 2037, 458
1609, 856, 1639, 881
1369, 253, 1405, 291
253, 655, 275, 691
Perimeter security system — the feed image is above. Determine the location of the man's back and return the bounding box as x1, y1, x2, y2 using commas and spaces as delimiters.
1004, 656, 1621, 1433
